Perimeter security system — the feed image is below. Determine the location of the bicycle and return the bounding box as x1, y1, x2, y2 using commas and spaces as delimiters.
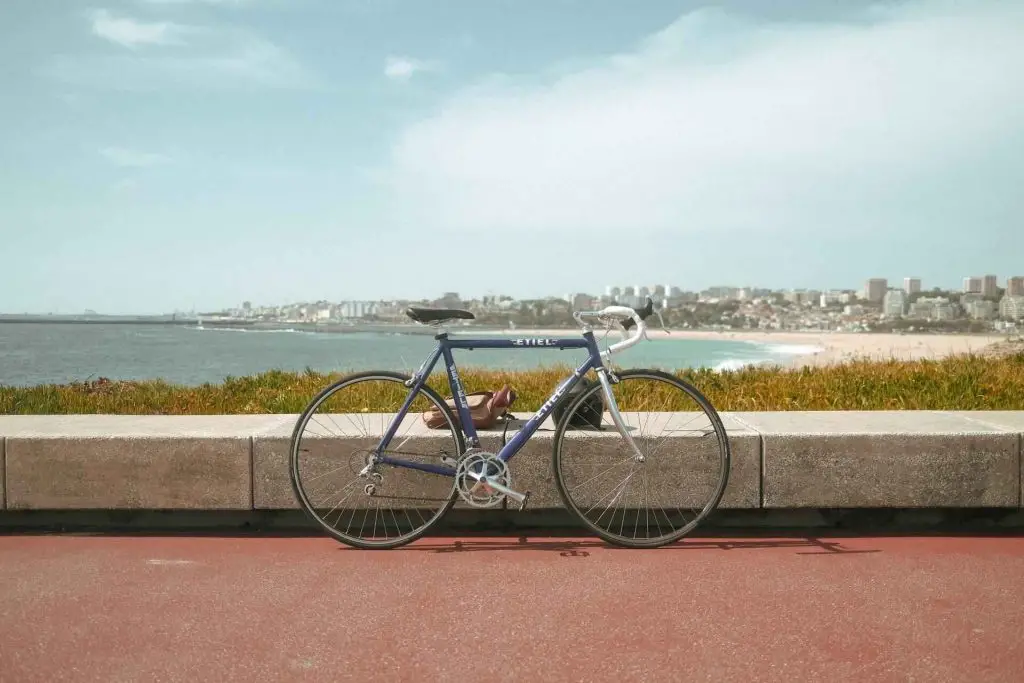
288, 297, 731, 549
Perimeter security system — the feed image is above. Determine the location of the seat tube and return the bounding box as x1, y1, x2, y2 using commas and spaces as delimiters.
440, 341, 480, 448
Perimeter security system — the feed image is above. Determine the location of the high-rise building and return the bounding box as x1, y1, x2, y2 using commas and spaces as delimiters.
903, 277, 921, 295
963, 277, 982, 294
1008, 276, 1024, 297
981, 275, 998, 298
864, 278, 887, 303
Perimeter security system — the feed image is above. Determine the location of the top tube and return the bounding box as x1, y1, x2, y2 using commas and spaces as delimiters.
442, 335, 591, 350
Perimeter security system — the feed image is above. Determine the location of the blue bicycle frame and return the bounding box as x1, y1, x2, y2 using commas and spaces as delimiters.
373, 330, 607, 477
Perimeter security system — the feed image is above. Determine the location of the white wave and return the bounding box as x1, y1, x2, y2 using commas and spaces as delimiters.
763, 343, 825, 356
190, 326, 304, 334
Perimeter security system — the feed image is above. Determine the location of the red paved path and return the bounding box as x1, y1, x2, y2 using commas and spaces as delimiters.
1, 534, 1023, 682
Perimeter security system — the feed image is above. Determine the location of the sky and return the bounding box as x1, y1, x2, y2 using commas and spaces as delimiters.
1, 0, 1023, 314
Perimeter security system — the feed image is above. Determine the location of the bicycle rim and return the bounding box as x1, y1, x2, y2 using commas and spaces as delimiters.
553, 369, 730, 548
289, 371, 464, 549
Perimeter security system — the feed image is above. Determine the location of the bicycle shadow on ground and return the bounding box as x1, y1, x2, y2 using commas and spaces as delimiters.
381, 534, 881, 557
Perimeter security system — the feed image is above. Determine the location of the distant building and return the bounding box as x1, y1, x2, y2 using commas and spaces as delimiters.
1008, 276, 1024, 297
963, 277, 982, 294
883, 289, 906, 318
999, 296, 1024, 320
982, 275, 998, 298
338, 301, 378, 318
909, 296, 957, 321
438, 292, 461, 309
965, 300, 997, 320
903, 277, 921, 295
568, 293, 595, 310
784, 289, 819, 306
820, 290, 854, 307
863, 278, 887, 303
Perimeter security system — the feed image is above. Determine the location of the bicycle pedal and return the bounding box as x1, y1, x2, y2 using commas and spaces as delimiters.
517, 491, 531, 511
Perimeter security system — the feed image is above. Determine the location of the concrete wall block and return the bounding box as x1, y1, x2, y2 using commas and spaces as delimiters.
729, 412, 1020, 509
949, 412, 1024, 509
5, 436, 252, 510
760, 433, 1019, 508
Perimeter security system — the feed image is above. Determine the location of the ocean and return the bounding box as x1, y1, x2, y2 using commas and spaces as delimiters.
0, 323, 820, 387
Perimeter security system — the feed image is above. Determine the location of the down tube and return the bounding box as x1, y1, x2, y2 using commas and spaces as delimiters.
496, 354, 598, 463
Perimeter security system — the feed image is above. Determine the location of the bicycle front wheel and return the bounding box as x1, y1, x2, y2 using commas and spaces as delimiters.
289, 371, 464, 549
553, 369, 730, 548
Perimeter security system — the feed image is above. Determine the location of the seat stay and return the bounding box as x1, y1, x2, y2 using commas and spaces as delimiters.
374, 345, 443, 458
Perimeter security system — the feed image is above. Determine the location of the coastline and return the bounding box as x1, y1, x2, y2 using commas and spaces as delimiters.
468, 327, 1009, 369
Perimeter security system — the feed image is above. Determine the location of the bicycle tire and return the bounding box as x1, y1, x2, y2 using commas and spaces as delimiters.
552, 368, 730, 548
289, 370, 465, 549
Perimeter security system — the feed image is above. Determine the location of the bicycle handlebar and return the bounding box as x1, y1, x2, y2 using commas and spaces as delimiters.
572, 296, 663, 356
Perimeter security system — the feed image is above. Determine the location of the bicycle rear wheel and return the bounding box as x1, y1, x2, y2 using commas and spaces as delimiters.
553, 369, 730, 548
289, 371, 464, 549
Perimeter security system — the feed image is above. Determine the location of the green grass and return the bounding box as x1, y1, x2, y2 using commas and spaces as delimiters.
3, 351, 1023, 414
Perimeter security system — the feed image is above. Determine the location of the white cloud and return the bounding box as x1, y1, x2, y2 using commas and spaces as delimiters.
384, 56, 435, 81
100, 147, 172, 167
91, 9, 187, 48
48, 18, 318, 90
381, 1, 1024, 241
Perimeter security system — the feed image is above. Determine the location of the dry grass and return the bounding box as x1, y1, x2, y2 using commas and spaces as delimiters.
3, 351, 1023, 414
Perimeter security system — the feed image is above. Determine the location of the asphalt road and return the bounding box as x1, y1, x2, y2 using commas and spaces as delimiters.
2, 533, 1023, 682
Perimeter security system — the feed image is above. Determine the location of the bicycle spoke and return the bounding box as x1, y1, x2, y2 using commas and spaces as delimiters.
290, 372, 462, 549
555, 370, 730, 548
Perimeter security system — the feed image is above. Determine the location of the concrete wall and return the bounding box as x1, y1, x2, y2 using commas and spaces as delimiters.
1, 411, 1022, 512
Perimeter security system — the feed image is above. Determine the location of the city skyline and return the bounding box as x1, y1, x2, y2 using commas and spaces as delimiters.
4, 270, 1023, 316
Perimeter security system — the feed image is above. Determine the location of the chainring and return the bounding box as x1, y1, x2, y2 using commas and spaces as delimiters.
455, 451, 511, 508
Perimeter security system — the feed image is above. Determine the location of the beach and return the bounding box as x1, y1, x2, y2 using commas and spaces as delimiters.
669, 330, 1008, 368
483, 327, 1010, 369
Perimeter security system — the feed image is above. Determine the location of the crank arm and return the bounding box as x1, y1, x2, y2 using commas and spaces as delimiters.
479, 476, 530, 507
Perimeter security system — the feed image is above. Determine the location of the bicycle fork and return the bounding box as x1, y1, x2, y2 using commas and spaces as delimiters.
596, 368, 646, 463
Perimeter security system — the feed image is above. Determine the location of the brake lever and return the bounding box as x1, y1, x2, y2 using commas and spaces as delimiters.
654, 309, 669, 334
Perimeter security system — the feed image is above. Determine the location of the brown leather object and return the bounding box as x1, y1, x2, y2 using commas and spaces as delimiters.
422, 384, 517, 430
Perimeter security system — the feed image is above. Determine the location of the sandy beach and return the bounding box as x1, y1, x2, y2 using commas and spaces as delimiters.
474, 327, 1011, 369
660, 330, 1007, 368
